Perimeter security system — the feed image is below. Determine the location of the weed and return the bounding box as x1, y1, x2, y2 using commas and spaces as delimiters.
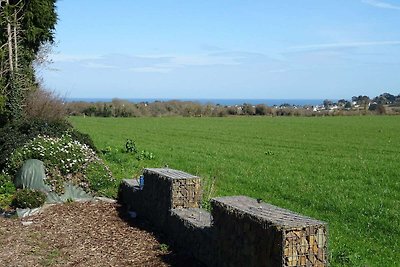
136, 150, 155, 161
159, 243, 169, 253
40, 249, 62, 266
125, 139, 137, 153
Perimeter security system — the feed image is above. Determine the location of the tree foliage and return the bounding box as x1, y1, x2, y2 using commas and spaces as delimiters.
0, 0, 57, 125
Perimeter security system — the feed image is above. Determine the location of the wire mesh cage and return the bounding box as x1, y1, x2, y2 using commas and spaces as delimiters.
283, 226, 328, 267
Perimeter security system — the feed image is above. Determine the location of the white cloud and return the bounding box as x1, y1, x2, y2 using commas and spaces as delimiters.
169, 55, 239, 67
268, 68, 291, 73
362, 0, 400, 10
50, 51, 285, 74
51, 54, 100, 63
289, 40, 400, 51
84, 62, 117, 69
129, 67, 172, 73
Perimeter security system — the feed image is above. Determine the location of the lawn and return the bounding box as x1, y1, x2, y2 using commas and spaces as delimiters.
70, 115, 400, 267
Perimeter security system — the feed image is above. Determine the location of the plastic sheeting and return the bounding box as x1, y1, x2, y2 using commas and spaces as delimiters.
46, 183, 93, 204
14, 159, 50, 192
13, 159, 94, 217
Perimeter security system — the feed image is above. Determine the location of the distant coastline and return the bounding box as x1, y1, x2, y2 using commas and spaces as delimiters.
66, 98, 329, 107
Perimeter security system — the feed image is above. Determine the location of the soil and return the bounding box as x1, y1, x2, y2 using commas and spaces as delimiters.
0, 202, 201, 267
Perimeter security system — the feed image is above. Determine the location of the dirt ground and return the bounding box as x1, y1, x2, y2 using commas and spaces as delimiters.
0, 202, 201, 267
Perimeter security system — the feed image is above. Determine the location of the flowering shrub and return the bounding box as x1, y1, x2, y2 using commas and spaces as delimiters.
8, 134, 92, 174
6, 133, 115, 195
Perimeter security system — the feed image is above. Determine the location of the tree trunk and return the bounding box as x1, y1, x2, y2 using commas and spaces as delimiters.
13, 10, 18, 70
6, 0, 14, 74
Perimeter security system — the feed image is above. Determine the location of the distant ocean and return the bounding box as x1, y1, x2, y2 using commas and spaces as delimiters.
66, 98, 329, 106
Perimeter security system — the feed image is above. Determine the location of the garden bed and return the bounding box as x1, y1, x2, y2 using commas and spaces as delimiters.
0, 202, 201, 266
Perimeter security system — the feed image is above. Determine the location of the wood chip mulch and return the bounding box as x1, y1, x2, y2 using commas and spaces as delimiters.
0, 202, 201, 267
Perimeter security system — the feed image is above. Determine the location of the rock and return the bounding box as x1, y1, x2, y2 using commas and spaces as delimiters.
94, 197, 117, 203
299, 236, 308, 254
316, 228, 326, 247
128, 211, 137, 218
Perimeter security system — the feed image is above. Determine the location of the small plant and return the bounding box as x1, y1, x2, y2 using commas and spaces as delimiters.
0, 173, 16, 195
1, 172, 19, 211
136, 150, 155, 161
101, 146, 112, 155
0, 194, 14, 211
11, 189, 47, 209
102, 147, 126, 164
125, 139, 137, 153
85, 161, 116, 198
202, 176, 216, 211
159, 243, 169, 253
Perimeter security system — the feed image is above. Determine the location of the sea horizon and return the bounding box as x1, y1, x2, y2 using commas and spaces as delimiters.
66, 98, 333, 106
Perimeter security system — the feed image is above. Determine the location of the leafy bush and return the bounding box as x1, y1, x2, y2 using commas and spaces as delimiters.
125, 139, 137, 153
0, 173, 16, 195
0, 193, 14, 210
0, 170, 15, 210
85, 161, 116, 198
6, 133, 114, 195
11, 189, 46, 209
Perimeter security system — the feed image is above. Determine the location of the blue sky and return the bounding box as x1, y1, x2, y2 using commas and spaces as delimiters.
40, 0, 400, 99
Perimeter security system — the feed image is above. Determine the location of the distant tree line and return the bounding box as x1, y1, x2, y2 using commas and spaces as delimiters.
65, 92, 400, 118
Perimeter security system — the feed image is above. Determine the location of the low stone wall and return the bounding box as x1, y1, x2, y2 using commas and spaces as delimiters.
118, 168, 328, 267
119, 168, 202, 231
211, 196, 327, 267
168, 208, 214, 266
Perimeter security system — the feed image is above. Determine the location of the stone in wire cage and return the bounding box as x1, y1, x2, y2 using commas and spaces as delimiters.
283, 227, 327, 267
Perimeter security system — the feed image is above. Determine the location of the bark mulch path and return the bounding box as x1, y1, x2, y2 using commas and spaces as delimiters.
0, 202, 201, 267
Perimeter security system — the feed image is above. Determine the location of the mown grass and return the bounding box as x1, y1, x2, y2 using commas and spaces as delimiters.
70, 115, 400, 267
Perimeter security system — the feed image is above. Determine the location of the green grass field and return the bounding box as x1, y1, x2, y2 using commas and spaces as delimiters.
70, 116, 400, 266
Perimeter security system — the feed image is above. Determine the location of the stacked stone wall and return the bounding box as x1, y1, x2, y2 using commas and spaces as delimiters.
211, 196, 327, 267
118, 168, 328, 267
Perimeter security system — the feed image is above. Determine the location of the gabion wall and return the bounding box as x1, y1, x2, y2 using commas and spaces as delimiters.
119, 168, 328, 267
211, 196, 328, 267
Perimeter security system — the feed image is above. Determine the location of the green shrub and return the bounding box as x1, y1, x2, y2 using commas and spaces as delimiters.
11, 189, 46, 209
0, 194, 14, 210
6, 133, 113, 195
125, 139, 137, 153
85, 161, 117, 198
0, 173, 16, 195
7, 133, 90, 175
0, 118, 98, 171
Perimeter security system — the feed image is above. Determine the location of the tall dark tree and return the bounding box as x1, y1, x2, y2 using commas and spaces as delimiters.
0, 0, 57, 124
